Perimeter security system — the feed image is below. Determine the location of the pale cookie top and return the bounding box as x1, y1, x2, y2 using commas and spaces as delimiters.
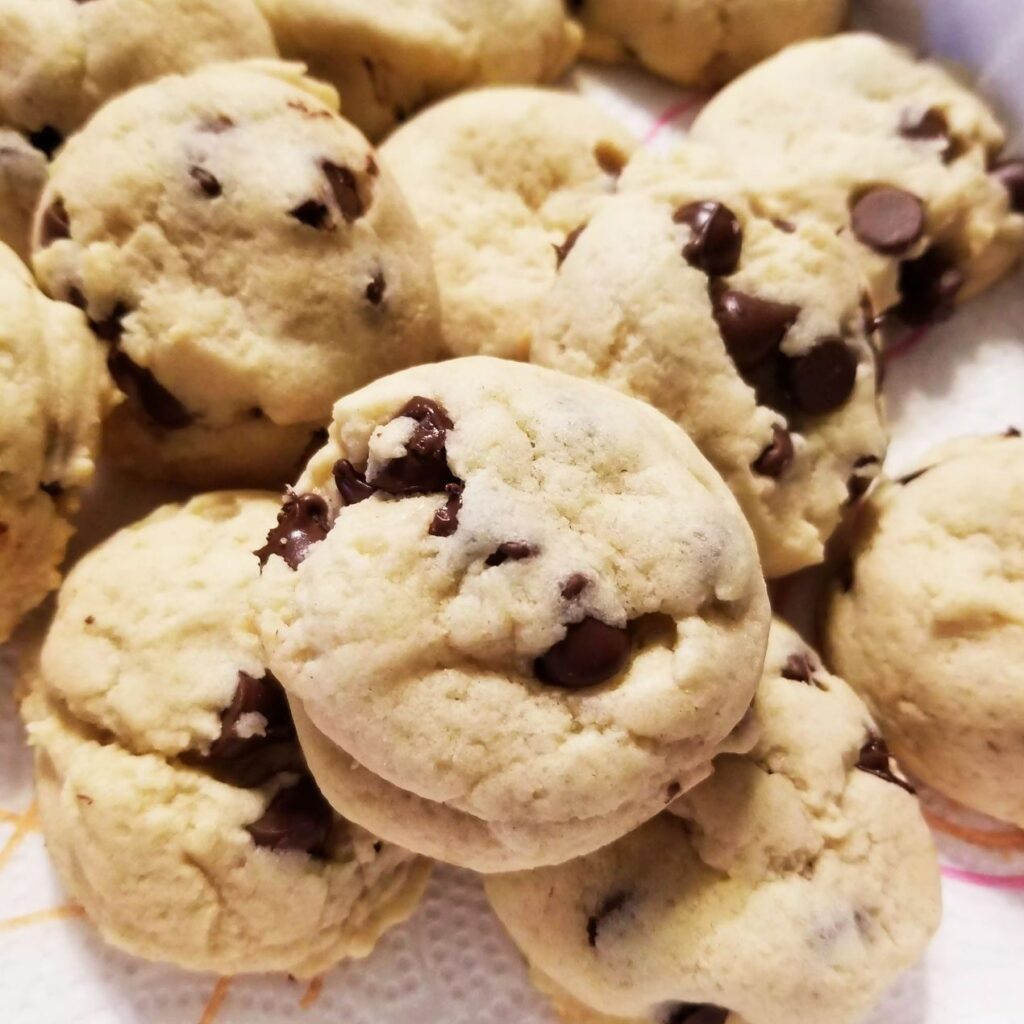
255, 0, 581, 138
31, 61, 442, 486
0, 129, 47, 261
575, 0, 846, 88
536, 144, 886, 579
486, 619, 941, 1024
381, 87, 636, 360
257, 357, 769, 854
692, 33, 1024, 319
826, 431, 1024, 828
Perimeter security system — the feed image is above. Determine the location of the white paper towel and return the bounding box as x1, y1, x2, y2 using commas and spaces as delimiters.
3, 1, 1024, 1021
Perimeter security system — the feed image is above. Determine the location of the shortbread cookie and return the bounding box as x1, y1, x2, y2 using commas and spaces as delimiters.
255, 0, 581, 139
0, 241, 110, 642
381, 87, 635, 360
825, 432, 1024, 827
692, 33, 1024, 321
486, 619, 941, 1024
535, 145, 886, 578
0, 0, 276, 256
257, 356, 770, 872
23, 491, 429, 976
574, 0, 846, 88
31, 61, 443, 487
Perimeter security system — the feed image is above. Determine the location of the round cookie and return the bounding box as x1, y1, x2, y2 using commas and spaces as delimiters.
31, 61, 443, 488
573, 0, 846, 88
485, 619, 941, 1024
0, 241, 111, 643
256, 356, 770, 872
254, 0, 581, 140
380, 87, 636, 360
825, 431, 1024, 828
692, 33, 1024, 322
534, 144, 886, 579
23, 491, 429, 976
0, 0, 276, 257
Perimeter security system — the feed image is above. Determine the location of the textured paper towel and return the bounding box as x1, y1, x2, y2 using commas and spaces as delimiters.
2, 1, 1024, 1021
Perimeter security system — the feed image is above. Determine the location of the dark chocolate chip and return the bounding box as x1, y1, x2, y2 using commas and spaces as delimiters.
371, 397, 457, 496
27, 125, 63, 159
323, 161, 364, 222
39, 198, 70, 246
665, 781, 681, 802
785, 337, 858, 415
899, 107, 957, 159
664, 1004, 730, 1024
65, 286, 86, 310
711, 286, 800, 370
990, 158, 1024, 213
429, 483, 463, 538
333, 459, 376, 505
365, 271, 386, 305
486, 541, 535, 566
247, 777, 333, 855
1004, 426, 1021, 438
781, 651, 817, 683
255, 493, 331, 570
207, 671, 295, 762
39, 481, 63, 499
366, 154, 380, 177
189, 165, 222, 198
89, 302, 128, 343
201, 115, 235, 134
554, 224, 585, 269
752, 425, 794, 478
674, 200, 743, 276
107, 350, 193, 429
561, 573, 590, 599
850, 187, 925, 254
846, 454, 880, 502
594, 141, 626, 177
289, 198, 330, 229
856, 736, 915, 794
372, 839, 383, 853
896, 249, 964, 324
586, 891, 630, 947
898, 466, 930, 485
535, 617, 631, 689
771, 217, 796, 233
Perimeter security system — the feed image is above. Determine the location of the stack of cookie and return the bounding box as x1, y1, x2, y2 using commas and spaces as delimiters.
2, 2, 1023, 1021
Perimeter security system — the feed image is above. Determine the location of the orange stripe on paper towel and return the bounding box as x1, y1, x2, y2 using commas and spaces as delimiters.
300, 976, 324, 1009
0, 802, 39, 872
0, 903, 85, 932
198, 978, 232, 1024
924, 808, 1024, 851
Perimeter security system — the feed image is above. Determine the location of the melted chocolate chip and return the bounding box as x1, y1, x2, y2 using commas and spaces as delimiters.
365, 270, 386, 305
561, 573, 589, 599
189, 165, 221, 198
39, 198, 70, 246
535, 617, 631, 689
712, 286, 799, 370
107, 350, 193, 429
27, 125, 63, 159
990, 158, 1024, 213
850, 187, 925, 254
846, 454, 880, 503
255, 493, 331, 570
594, 141, 626, 177
782, 651, 817, 683
899, 107, 956, 160
429, 483, 463, 537
289, 198, 330, 229
554, 224, 585, 269
752, 425, 794, 478
785, 337, 858, 415
333, 459, 377, 505
371, 397, 457, 496
89, 303, 128, 343
664, 1004, 730, 1024
856, 736, 915, 794
896, 249, 964, 324
207, 671, 294, 762
586, 891, 630, 947
323, 161, 364, 222
247, 777, 333, 855
486, 541, 535, 566
674, 201, 743, 276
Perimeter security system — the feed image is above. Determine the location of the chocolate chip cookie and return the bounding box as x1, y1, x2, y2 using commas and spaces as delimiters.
30, 61, 443, 487
573, 0, 846, 88
534, 144, 886, 579
825, 431, 1024, 828
254, 0, 581, 139
485, 619, 941, 1024
0, 241, 111, 642
22, 491, 429, 976
0, 0, 276, 257
256, 356, 770, 872
692, 33, 1024, 322
380, 87, 635, 360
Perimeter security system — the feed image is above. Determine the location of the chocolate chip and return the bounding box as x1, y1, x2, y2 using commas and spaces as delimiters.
65, 286, 86, 310
39, 198, 70, 246
586, 891, 630, 947
289, 198, 330, 229
89, 302, 128, 343
850, 187, 925, 254
429, 483, 463, 537
372, 840, 383, 853
897, 466, 929, 485
1004, 426, 1021, 438
561, 573, 589, 599
535, 617, 631, 689
39, 481, 63, 498
84, 615, 95, 625
554, 224, 585, 269
752, 425, 794, 478
247, 777, 333, 855
896, 248, 964, 324
189, 165, 221, 198
486, 541, 535, 566
990, 158, 1024, 213
365, 271, 386, 305
207, 671, 295, 762
665, 781, 681, 801
200, 115, 235, 134
899, 107, 957, 159
664, 1004, 730, 1024
323, 161, 364, 222
255, 493, 331, 570
594, 141, 626, 177
846, 454, 880, 502
371, 397, 457, 496
785, 337, 858, 415
333, 459, 376, 505
366, 154, 379, 177
771, 217, 796, 234
711, 286, 799, 370
674, 200, 743, 276
782, 651, 817, 683
27, 125, 63, 159
856, 736, 915, 794
107, 350, 193, 429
